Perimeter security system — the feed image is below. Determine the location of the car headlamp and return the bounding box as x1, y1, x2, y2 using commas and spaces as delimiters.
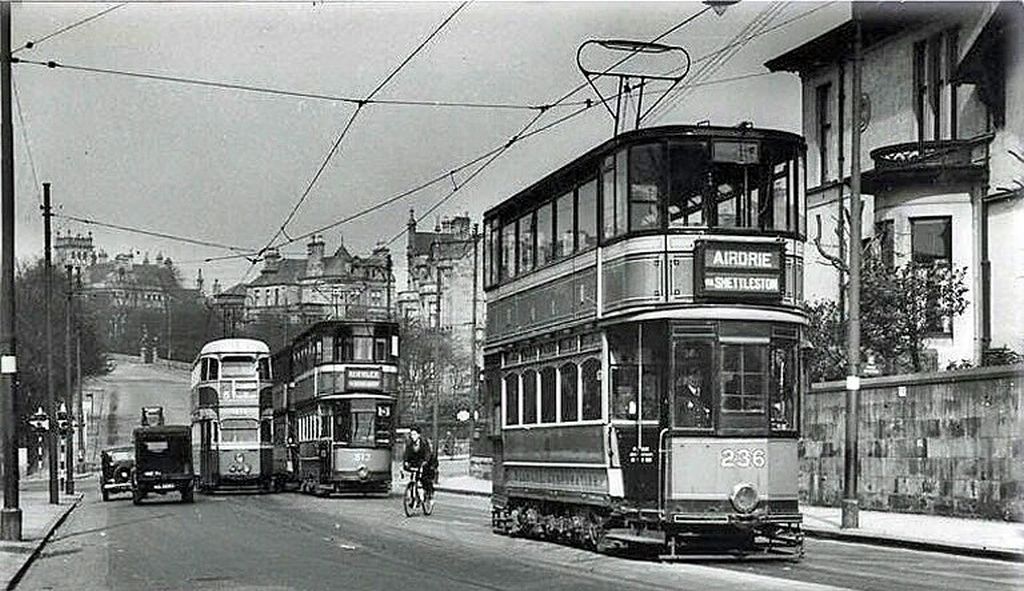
730, 482, 759, 514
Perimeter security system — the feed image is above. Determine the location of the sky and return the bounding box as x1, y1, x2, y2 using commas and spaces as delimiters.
5, 0, 851, 292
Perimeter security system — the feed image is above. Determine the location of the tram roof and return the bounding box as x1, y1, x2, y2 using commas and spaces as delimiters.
197, 338, 270, 357
484, 124, 805, 220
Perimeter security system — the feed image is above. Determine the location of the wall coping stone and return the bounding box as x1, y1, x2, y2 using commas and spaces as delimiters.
810, 364, 1024, 394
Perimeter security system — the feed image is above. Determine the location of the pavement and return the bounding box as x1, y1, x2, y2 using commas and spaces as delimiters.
0, 480, 82, 591
433, 462, 1024, 562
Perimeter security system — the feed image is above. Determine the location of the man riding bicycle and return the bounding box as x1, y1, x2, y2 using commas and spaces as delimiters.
402, 425, 437, 499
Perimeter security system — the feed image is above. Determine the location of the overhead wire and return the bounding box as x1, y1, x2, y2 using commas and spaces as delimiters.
647, 1, 789, 123
55, 213, 256, 254
11, 77, 41, 205
13, 3, 127, 55
12, 58, 557, 112
255, 1, 470, 262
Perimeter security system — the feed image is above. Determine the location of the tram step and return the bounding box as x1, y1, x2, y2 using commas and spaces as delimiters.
605, 529, 665, 546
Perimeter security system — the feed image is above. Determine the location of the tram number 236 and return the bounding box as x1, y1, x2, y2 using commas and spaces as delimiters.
720, 448, 767, 469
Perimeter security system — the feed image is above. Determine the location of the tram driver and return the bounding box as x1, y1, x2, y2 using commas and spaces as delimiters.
675, 367, 712, 428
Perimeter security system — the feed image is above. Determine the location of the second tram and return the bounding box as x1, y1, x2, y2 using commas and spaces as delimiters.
482, 124, 807, 559
271, 320, 399, 495
190, 338, 273, 492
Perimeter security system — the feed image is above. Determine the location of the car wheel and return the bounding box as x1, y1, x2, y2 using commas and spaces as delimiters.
131, 490, 141, 505
181, 487, 194, 504
101, 488, 109, 502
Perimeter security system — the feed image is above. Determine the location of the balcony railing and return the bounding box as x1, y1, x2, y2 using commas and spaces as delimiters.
870, 138, 987, 172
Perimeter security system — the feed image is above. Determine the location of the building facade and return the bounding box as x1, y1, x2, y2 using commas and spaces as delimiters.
399, 211, 485, 447
215, 235, 394, 334
766, 1, 1023, 369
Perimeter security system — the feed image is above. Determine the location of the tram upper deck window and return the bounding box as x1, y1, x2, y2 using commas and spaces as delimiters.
258, 357, 271, 381
220, 355, 256, 378
602, 156, 618, 240
708, 140, 799, 233
518, 212, 535, 274
537, 202, 554, 266
577, 179, 598, 250
200, 357, 219, 381
501, 221, 516, 280
668, 141, 708, 228
629, 144, 663, 232
555, 191, 574, 259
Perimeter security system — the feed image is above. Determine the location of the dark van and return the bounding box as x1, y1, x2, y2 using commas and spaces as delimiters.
132, 425, 195, 504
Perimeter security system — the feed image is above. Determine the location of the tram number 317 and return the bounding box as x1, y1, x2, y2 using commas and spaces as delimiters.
720, 448, 767, 469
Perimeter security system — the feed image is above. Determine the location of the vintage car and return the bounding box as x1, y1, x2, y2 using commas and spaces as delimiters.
132, 425, 195, 504
99, 445, 135, 502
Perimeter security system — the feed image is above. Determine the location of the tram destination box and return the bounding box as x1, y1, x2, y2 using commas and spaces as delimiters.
694, 240, 785, 301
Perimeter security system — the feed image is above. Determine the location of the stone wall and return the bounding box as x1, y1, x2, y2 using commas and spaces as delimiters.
801, 365, 1024, 520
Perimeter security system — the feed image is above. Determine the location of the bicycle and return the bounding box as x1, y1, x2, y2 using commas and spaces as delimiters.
402, 467, 434, 517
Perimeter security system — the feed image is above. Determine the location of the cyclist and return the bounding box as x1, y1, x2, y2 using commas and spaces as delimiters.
402, 425, 437, 500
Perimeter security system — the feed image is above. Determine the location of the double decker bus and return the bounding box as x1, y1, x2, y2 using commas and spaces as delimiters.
272, 320, 399, 496
190, 339, 273, 492
483, 124, 807, 558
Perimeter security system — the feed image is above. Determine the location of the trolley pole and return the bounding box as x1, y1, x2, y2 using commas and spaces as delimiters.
42, 183, 59, 505
63, 266, 74, 495
841, 19, 863, 530
0, 0, 23, 541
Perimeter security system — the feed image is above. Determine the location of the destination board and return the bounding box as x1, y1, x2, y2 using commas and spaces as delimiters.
695, 241, 785, 301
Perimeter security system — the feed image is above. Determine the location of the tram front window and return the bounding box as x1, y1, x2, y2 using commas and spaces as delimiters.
333, 402, 376, 446
770, 342, 798, 431
672, 341, 713, 429
721, 345, 767, 413
220, 356, 257, 378
220, 419, 258, 443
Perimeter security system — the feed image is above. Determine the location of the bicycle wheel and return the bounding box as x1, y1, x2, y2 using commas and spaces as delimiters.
403, 482, 417, 517
421, 487, 434, 516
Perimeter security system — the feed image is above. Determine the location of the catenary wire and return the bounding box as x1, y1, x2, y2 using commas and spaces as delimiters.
13, 3, 127, 55
55, 213, 255, 254
12, 58, 555, 112
11, 77, 41, 205
256, 1, 470, 260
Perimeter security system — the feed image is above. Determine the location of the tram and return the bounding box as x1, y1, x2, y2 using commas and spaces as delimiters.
190, 338, 274, 492
482, 124, 807, 559
271, 320, 398, 495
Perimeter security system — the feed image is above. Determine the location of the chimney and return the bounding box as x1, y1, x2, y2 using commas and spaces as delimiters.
212, 279, 222, 295
307, 235, 325, 259
263, 247, 282, 274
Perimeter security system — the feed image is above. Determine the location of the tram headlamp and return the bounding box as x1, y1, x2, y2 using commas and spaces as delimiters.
357, 465, 369, 480
244, 465, 252, 474
235, 453, 245, 464
229, 465, 238, 473
730, 482, 759, 514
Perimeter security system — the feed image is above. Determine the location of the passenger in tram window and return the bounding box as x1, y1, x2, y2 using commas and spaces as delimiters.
674, 368, 711, 428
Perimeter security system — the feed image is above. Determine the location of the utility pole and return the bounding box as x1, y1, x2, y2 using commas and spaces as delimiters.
42, 183, 59, 504
63, 266, 74, 494
433, 261, 442, 447
75, 325, 83, 473
842, 18, 863, 530
0, 0, 23, 541
470, 225, 479, 445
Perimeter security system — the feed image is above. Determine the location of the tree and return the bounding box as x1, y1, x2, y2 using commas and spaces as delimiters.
804, 255, 969, 381
14, 259, 108, 467
396, 316, 473, 434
